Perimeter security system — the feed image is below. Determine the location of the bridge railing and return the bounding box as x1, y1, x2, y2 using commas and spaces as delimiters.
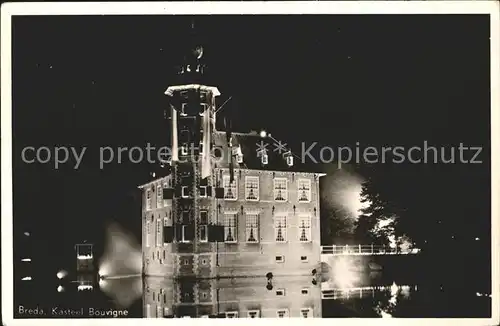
321, 244, 419, 255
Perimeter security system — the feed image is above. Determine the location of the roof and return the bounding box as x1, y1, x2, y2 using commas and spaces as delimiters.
212, 130, 324, 174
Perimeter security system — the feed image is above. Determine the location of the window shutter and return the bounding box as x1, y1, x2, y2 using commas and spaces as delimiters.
174, 225, 183, 242
185, 225, 195, 241
163, 226, 174, 243
163, 188, 174, 199
208, 225, 224, 242
215, 187, 224, 199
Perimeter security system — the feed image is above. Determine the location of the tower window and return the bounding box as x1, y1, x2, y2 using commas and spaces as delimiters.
181, 144, 189, 155
273, 178, 288, 202
245, 214, 259, 243
222, 175, 237, 200
297, 179, 311, 203
245, 176, 259, 201
181, 186, 189, 198
224, 212, 238, 243
180, 103, 188, 116
298, 216, 311, 242
261, 153, 268, 165
199, 186, 207, 197
274, 216, 287, 243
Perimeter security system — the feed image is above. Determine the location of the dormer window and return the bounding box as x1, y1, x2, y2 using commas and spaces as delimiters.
261, 153, 268, 165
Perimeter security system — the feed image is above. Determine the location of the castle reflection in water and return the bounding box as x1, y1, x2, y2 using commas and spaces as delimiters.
143, 275, 321, 318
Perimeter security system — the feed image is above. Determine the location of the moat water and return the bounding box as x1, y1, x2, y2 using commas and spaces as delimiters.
14, 254, 492, 318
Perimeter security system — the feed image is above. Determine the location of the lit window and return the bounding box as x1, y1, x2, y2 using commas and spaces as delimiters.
181, 186, 189, 198
298, 216, 311, 242
180, 103, 188, 116
225, 311, 238, 318
300, 308, 313, 318
223, 175, 237, 200
245, 176, 259, 201
199, 186, 207, 197
145, 220, 151, 247
276, 309, 289, 318
146, 190, 152, 210
261, 153, 268, 165
274, 216, 287, 242
297, 179, 311, 203
245, 214, 259, 243
156, 185, 163, 208
199, 211, 208, 242
181, 144, 189, 155
247, 310, 260, 318
224, 213, 237, 243
156, 219, 162, 247
286, 155, 293, 166
181, 225, 190, 243
274, 178, 288, 202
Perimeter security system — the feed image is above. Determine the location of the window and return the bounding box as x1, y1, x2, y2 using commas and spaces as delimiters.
225, 312, 238, 318
300, 308, 313, 318
181, 225, 190, 243
145, 220, 151, 247
298, 216, 311, 242
247, 310, 260, 318
245, 176, 259, 201
146, 190, 152, 210
300, 256, 308, 262
224, 213, 237, 243
274, 178, 288, 202
245, 214, 259, 243
276, 289, 285, 296
146, 304, 152, 318
275, 255, 284, 263
301, 288, 309, 295
223, 175, 237, 200
286, 155, 293, 166
199, 211, 208, 242
276, 309, 289, 318
297, 179, 311, 203
199, 186, 207, 197
181, 186, 189, 198
274, 216, 287, 242
156, 219, 162, 247
261, 153, 268, 165
180, 103, 188, 116
163, 183, 170, 206
181, 144, 189, 155
156, 185, 163, 208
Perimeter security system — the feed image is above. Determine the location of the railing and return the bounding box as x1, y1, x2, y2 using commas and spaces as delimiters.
321, 244, 420, 256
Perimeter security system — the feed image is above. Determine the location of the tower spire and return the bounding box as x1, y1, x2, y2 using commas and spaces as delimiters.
177, 17, 206, 84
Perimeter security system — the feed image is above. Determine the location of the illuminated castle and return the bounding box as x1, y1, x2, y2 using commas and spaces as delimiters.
138, 22, 324, 318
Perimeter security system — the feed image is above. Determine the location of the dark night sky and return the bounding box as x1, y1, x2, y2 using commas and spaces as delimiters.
12, 15, 491, 266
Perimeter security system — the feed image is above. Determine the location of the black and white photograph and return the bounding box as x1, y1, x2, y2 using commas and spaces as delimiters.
1, 1, 499, 324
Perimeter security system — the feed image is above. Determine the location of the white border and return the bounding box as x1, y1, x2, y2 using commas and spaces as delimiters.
1, 2, 499, 326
